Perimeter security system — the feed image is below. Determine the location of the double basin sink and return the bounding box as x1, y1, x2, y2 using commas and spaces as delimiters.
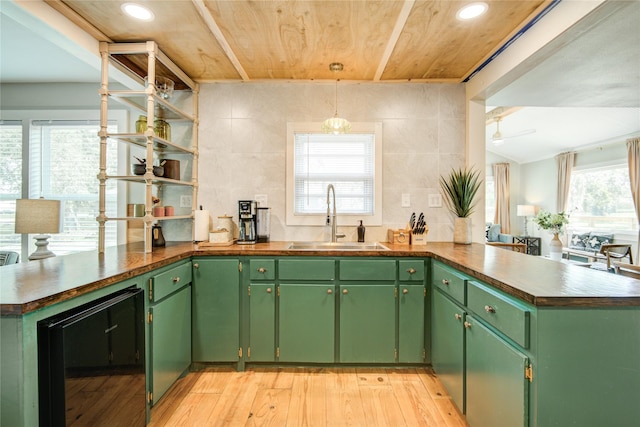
286, 242, 389, 251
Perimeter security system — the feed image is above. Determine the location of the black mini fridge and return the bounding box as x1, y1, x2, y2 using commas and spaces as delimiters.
38, 286, 146, 426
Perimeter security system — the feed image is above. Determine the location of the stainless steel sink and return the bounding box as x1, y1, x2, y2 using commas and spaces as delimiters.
286, 242, 389, 251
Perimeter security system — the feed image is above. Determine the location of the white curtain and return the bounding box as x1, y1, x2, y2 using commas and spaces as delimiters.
627, 138, 639, 265
493, 162, 510, 234
556, 152, 576, 212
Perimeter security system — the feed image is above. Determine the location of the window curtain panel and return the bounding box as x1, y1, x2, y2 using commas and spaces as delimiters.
493, 162, 510, 234
627, 138, 640, 265
556, 151, 576, 212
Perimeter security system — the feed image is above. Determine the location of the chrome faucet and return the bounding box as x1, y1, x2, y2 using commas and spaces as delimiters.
326, 184, 345, 242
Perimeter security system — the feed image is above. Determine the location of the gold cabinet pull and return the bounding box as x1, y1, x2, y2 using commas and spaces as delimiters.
464, 321, 472, 329
193, 262, 199, 269
266, 287, 272, 293
442, 279, 449, 285
406, 268, 417, 274
172, 276, 180, 283
257, 267, 267, 273
402, 288, 409, 294
327, 289, 333, 294
454, 313, 462, 321
342, 289, 349, 295
484, 305, 496, 313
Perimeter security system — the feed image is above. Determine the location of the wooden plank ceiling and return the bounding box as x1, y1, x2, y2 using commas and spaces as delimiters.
46, 0, 550, 82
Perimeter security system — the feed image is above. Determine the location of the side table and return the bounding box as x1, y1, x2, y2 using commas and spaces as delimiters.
513, 236, 541, 256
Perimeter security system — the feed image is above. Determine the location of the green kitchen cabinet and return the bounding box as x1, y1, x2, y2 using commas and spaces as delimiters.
431, 289, 466, 412
148, 262, 192, 405
339, 284, 396, 363
465, 314, 529, 427
278, 283, 335, 363
398, 259, 426, 363
247, 283, 276, 361
192, 258, 240, 362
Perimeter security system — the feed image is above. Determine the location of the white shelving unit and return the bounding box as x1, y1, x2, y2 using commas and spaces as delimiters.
98, 41, 199, 253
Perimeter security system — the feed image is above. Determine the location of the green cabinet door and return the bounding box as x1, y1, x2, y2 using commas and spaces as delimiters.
149, 285, 191, 405
192, 259, 240, 362
248, 283, 276, 361
278, 284, 335, 363
398, 284, 425, 363
339, 284, 395, 363
432, 289, 465, 412
465, 314, 529, 427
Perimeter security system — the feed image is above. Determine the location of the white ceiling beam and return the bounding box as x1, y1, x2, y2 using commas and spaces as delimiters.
374, 0, 415, 81
191, 0, 250, 81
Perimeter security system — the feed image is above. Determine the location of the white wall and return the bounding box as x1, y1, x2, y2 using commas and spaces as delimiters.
197, 82, 466, 243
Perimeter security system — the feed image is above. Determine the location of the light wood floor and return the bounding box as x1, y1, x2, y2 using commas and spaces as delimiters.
148, 366, 468, 427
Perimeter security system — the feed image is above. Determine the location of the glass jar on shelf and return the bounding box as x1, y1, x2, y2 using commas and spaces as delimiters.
135, 115, 147, 133
154, 118, 171, 141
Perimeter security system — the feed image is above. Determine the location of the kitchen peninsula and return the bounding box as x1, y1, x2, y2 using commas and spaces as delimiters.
2, 241, 639, 426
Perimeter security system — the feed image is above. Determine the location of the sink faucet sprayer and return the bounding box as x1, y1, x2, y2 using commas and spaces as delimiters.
326, 184, 345, 242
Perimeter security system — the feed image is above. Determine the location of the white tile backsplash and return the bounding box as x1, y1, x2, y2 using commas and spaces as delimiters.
194, 81, 465, 243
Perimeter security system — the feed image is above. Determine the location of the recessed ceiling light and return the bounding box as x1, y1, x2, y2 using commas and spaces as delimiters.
121, 3, 155, 21
456, 2, 488, 20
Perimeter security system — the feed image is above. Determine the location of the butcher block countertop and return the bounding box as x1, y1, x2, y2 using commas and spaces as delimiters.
2, 241, 640, 315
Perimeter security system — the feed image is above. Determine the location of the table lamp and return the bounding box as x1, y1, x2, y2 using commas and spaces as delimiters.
516, 205, 536, 236
15, 198, 62, 260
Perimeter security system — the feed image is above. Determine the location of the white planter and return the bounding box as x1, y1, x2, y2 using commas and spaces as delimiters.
454, 217, 472, 244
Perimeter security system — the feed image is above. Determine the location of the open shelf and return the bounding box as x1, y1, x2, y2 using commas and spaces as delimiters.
107, 133, 194, 154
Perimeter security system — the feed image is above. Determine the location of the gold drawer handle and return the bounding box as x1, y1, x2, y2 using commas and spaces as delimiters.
266, 287, 272, 294
402, 288, 409, 294
406, 268, 417, 274
327, 289, 333, 294
442, 279, 449, 285
193, 263, 199, 269
342, 289, 349, 295
454, 313, 462, 321
172, 277, 180, 283
484, 305, 496, 313
257, 267, 267, 273
464, 321, 472, 329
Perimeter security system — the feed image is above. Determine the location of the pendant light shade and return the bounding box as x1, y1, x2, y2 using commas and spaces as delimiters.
492, 117, 504, 145
322, 63, 351, 134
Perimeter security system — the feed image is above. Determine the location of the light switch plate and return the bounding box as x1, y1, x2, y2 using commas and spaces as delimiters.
428, 194, 442, 208
401, 193, 411, 207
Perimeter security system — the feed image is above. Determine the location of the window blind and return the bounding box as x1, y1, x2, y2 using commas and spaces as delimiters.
294, 132, 375, 215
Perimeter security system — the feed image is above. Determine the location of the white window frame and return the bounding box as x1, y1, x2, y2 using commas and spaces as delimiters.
286, 122, 383, 226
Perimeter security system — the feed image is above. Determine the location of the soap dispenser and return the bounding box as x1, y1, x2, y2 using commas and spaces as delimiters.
357, 220, 365, 242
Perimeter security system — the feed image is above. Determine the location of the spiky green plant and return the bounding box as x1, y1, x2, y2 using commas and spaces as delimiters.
439, 167, 482, 218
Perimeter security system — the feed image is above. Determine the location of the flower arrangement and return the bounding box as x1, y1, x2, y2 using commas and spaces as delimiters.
532, 210, 570, 235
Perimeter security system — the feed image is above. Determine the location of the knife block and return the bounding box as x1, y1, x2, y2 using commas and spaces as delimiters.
411, 233, 428, 246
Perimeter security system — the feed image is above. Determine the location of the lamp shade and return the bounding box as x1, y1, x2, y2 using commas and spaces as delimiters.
15, 199, 62, 234
516, 204, 535, 217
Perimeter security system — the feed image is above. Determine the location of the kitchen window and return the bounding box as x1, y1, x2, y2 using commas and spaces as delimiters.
286, 122, 382, 226
0, 120, 23, 253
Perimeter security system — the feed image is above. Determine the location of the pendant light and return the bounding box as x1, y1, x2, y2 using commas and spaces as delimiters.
322, 63, 351, 134
492, 117, 504, 145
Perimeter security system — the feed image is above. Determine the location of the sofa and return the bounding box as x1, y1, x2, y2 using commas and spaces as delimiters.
485, 223, 514, 243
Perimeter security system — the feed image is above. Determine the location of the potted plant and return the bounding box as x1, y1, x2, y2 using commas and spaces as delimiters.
533, 209, 570, 260
439, 167, 482, 244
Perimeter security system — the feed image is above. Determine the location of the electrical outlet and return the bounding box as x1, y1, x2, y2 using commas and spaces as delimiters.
180, 195, 192, 208
401, 193, 411, 208
428, 194, 442, 208
255, 194, 268, 207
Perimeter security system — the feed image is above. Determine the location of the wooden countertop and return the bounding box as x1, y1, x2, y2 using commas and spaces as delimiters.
2, 241, 639, 315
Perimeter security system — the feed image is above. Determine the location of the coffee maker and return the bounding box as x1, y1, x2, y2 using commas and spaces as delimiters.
237, 200, 257, 244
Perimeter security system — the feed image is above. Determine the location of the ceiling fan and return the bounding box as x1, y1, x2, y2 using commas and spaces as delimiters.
491, 117, 536, 145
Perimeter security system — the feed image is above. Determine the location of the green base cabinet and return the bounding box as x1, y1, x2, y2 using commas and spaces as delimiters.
149, 285, 191, 405
248, 283, 276, 361
432, 289, 466, 412
340, 284, 396, 363
192, 258, 240, 362
279, 283, 335, 363
465, 314, 529, 427
398, 284, 426, 363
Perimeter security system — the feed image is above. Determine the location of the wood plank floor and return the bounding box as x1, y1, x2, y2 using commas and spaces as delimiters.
148, 367, 468, 426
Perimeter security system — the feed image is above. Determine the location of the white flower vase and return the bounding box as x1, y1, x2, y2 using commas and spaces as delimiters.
454, 217, 472, 244
549, 233, 563, 261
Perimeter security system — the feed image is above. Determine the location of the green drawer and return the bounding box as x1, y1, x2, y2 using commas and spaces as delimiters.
398, 260, 425, 282
339, 259, 396, 281
467, 281, 530, 349
278, 259, 335, 281
151, 261, 192, 302
249, 259, 275, 280
432, 262, 466, 304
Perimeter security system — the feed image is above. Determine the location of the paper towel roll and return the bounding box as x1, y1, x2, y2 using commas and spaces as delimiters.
194, 209, 210, 241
